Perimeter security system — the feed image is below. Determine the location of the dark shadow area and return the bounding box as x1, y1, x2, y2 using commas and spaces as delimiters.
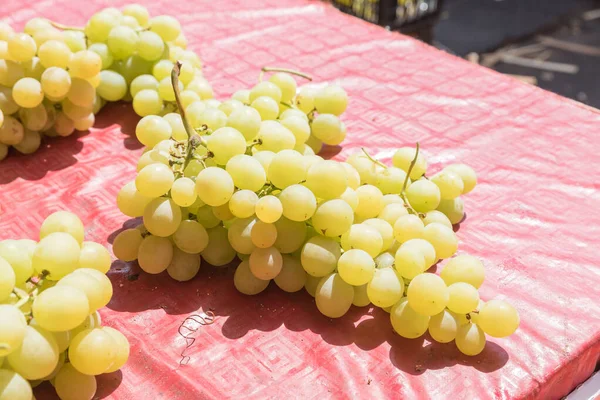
95, 370, 124, 399
93, 101, 142, 151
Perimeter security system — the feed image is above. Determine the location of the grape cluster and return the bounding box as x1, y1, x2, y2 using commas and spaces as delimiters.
113, 65, 519, 357
0, 5, 211, 161
0, 211, 129, 400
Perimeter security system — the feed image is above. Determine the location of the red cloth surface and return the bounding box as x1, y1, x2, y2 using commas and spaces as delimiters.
1, 1, 600, 399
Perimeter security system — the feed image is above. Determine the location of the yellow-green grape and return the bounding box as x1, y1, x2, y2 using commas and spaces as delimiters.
0, 369, 32, 400
149, 15, 181, 41
274, 255, 306, 293
281, 116, 310, 146
227, 218, 256, 255
251, 221, 277, 249
170, 177, 197, 207
310, 113, 344, 146
249, 247, 282, 280
423, 223, 457, 260
167, 248, 201, 282
123, 3, 150, 26
68, 50, 102, 79
162, 113, 187, 141
315, 273, 354, 318
392, 147, 427, 180
455, 323, 486, 356
0, 304, 27, 357
67, 78, 95, 107
401, 238, 436, 268
252, 150, 275, 175
268, 72, 296, 103
267, 150, 306, 189
7, 33, 36, 62
85, 12, 119, 42
437, 197, 464, 225
255, 120, 296, 152
0, 60, 24, 87
32, 285, 89, 331
0, 241, 33, 284
231, 89, 250, 104
305, 160, 348, 200
137, 148, 167, 171
273, 216, 307, 254
0, 257, 15, 301
295, 86, 316, 114
136, 115, 172, 147
69, 328, 116, 375
78, 241, 111, 274
157, 76, 181, 102
351, 284, 370, 307
143, 197, 182, 237
37, 40, 71, 69
73, 113, 95, 131
195, 206, 220, 229
135, 163, 174, 198
116, 181, 153, 217
12, 78, 43, 108
13, 129, 40, 154
446, 164, 477, 194
130, 74, 158, 97
367, 267, 404, 307
340, 224, 383, 258
255, 195, 283, 223
62, 30, 86, 52
447, 282, 480, 314
201, 226, 236, 266
407, 273, 449, 316
196, 167, 234, 206
180, 90, 200, 108
311, 199, 354, 237
138, 235, 173, 274
55, 363, 97, 400
314, 85, 347, 116
186, 77, 213, 99
101, 326, 129, 373
337, 249, 375, 286
378, 203, 409, 226
0, 116, 24, 145
431, 169, 464, 200
172, 220, 209, 255
338, 162, 359, 190
305, 135, 323, 155
7, 325, 58, 380
61, 99, 91, 122
226, 106, 261, 141
477, 300, 519, 338
206, 127, 247, 165
375, 252, 395, 269
107, 26, 138, 60
97, 70, 127, 101
276, 182, 316, 223
354, 184, 384, 219
112, 229, 143, 262
49, 328, 71, 353
468, 299, 485, 324
68, 311, 102, 343
133, 89, 162, 116
394, 245, 426, 280
406, 179, 440, 213
39, 67, 71, 98
234, 260, 269, 295
152, 59, 173, 81
422, 210, 452, 229
375, 167, 407, 195
393, 214, 424, 243
0, 86, 19, 114
249, 81, 282, 103
363, 218, 394, 251
33, 232, 80, 280
304, 275, 320, 297
251, 96, 279, 120
135, 31, 164, 62
229, 190, 259, 219
56, 272, 104, 313
300, 236, 341, 277
390, 298, 430, 339
340, 187, 358, 211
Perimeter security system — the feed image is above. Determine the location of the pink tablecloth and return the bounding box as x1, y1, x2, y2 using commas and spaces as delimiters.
1, 0, 599, 399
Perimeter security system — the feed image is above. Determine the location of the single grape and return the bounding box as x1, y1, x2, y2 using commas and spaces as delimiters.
97, 70, 127, 101
295, 86, 317, 114
116, 181, 153, 218
377, 203, 409, 226
201, 226, 236, 266
279, 184, 317, 222
0, 369, 32, 400
123, 4, 150, 26
249, 81, 282, 103
229, 190, 259, 218
78, 241, 111, 274
138, 235, 173, 274
437, 197, 465, 225
249, 247, 282, 280
130, 74, 159, 97
0, 60, 24, 87
455, 323, 486, 356
67, 78, 95, 107
69, 328, 117, 375
310, 113, 344, 145
85, 12, 119, 42
0, 257, 17, 300
477, 300, 520, 338
255, 121, 296, 152
7, 325, 59, 380
0, 241, 33, 284
311, 199, 354, 237
171, 177, 197, 207
354, 184, 384, 219
273, 217, 306, 254
400, 238, 436, 267
167, 248, 201, 282
340, 224, 383, 258
251, 96, 279, 120
234, 260, 270, 295
422, 210, 453, 229
150, 15, 181, 41
314, 85, 347, 116
87, 43, 114, 70
447, 282, 480, 314
0, 116, 24, 145
206, 127, 247, 165
62, 30, 87, 52
431, 169, 464, 200
393, 214, 424, 243
32, 285, 89, 332
12, 78, 44, 108
112, 228, 143, 262
304, 275, 321, 297
228, 218, 256, 255
315, 273, 354, 318
362, 218, 394, 251
446, 164, 477, 194
337, 249, 375, 286
32, 232, 80, 280
367, 268, 404, 307
406, 179, 441, 213
423, 223, 458, 259
305, 160, 348, 200
7, 33, 37, 62
251, 221, 277, 249
37, 40, 72, 69
274, 255, 306, 293
69, 50, 103, 79
390, 298, 430, 339
255, 195, 283, 224
55, 363, 97, 400
407, 273, 449, 316
133, 89, 163, 116
171, 220, 208, 255
392, 147, 427, 180
394, 245, 426, 279
143, 197, 182, 237
226, 106, 261, 141
300, 236, 340, 277
196, 167, 234, 206
136, 163, 174, 198
281, 116, 311, 145
0, 305, 27, 357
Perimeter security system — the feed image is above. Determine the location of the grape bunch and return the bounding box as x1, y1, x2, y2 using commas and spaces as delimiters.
113, 65, 519, 357
0, 4, 211, 161
0, 211, 129, 400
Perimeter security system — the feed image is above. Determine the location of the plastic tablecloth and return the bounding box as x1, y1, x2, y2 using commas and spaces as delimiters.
1, 1, 600, 399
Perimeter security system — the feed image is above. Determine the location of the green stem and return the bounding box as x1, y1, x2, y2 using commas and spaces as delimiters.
48, 20, 84, 31
259, 67, 313, 82
400, 142, 421, 216
361, 148, 388, 169
171, 62, 207, 147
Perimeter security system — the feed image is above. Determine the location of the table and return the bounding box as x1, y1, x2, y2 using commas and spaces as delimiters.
1, 0, 599, 399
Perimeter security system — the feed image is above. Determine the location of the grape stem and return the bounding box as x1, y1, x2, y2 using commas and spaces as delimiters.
361, 148, 387, 169
259, 67, 313, 82
48, 20, 84, 31
171, 61, 207, 148
400, 142, 421, 217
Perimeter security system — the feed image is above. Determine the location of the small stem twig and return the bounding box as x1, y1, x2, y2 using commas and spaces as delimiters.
259, 67, 313, 82
171, 62, 207, 147
48, 20, 84, 31
400, 142, 421, 216
361, 148, 387, 169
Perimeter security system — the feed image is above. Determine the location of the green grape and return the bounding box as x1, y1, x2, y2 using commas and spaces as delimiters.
477, 300, 519, 338
69, 50, 102, 79
446, 164, 477, 194
249, 81, 282, 103
314, 85, 347, 116
206, 127, 247, 165
377, 203, 409, 227
97, 70, 127, 101
85, 12, 119, 42
268, 150, 307, 189
251, 96, 279, 120
67, 78, 95, 107
468, 299, 485, 324
192, 107, 227, 131
281, 115, 311, 145
431, 169, 464, 200
56, 271, 104, 313
135, 31, 164, 61
255, 195, 283, 223
135, 163, 174, 198
248, 220, 277, 250
295, 86, 316, 114
18, 104, 47, 131
143, 197, 182, 237
300, 235, 340, 277
23, 18, 51, 35
133, 89, 163, 116
38, 210, 84, 245
12, 78, 43, 108
423, 223, 457, 259
195, 206, 220, 229
252, 150, 275, 176
406, 179, 440, 213
269, 72, 296, 103
162, 113, 187, 141
37, 40, 71, 69
338, 163, 359, 190
354, 184, 384, 219
123, 4, 150, 26
0, 305, 27, 358
170, 177, 196, 207
0, 241, 33, 284
340, 224, 383, 258
68, 311, 101, 342
186, 77, 213, 99
52, 112, 75, 137
422, 210, 452, 229
375, 167, 408, 195
363, 218, 394, 251
305, 135, 323, 154
400, 238, 436, 268
107, 26, 138, 59
304, 275, 320, 297
392, 147, 427, 180
150, 15, 181, 41
273, 217, 306, 254
279, 184, 317, 222
0, 116, 24, 145
229, 190, 258, 218
102, 326, 130, 372
447, 282, 480, 314
32, 285, 89, 331
0, 60, 24, 87
390, 298, 430, 339
32, 232, 80, 280
437, 196, 464, 225
231, 89, 250, 104
407, 273, 449, 316
195, 167, 234, 206
0, 86, 19, 114
130, 74, 159, 97
112, 229, 143, 262
310, 114, 344, 145
315, 273, 354, 318
311, 199, 354, 237
78, 242, 111, 274
7, 33, 36, 62
0, 369, 32, 400
234, 260, 269, 295
340, 187, 358, 211
73, 113, 95, 131
55, 363, 97, 400
157, 76, 181, 102
223, 106, 259, 141
138, 235, 173, 274
201, 226, 236, 266
337, 249, 375, 286
248, 246, 282, 280
393, 214, 424, 243
367, 268, 404, 307
171, 220, 208, 255
167, 248, 201, 282
305, 160, 348, 200
180, 90, 200, 108
352, 284, 370, 307
152, 59, 173, 81
62, 30, 86, 52
13, 129, 40, 154
116, 181, 153, 217
227, 218, 256, 254
455, 323, 486, 356
374, 252, 395, 269
274, 255, 306, 293
8, 325, 58, 379
255, 121, 296, 152
69, 328, 116, 375
116, 55, 153, 84
61, 99, 92, 121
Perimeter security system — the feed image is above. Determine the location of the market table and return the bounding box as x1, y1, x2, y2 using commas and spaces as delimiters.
1, 1, 599, 399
